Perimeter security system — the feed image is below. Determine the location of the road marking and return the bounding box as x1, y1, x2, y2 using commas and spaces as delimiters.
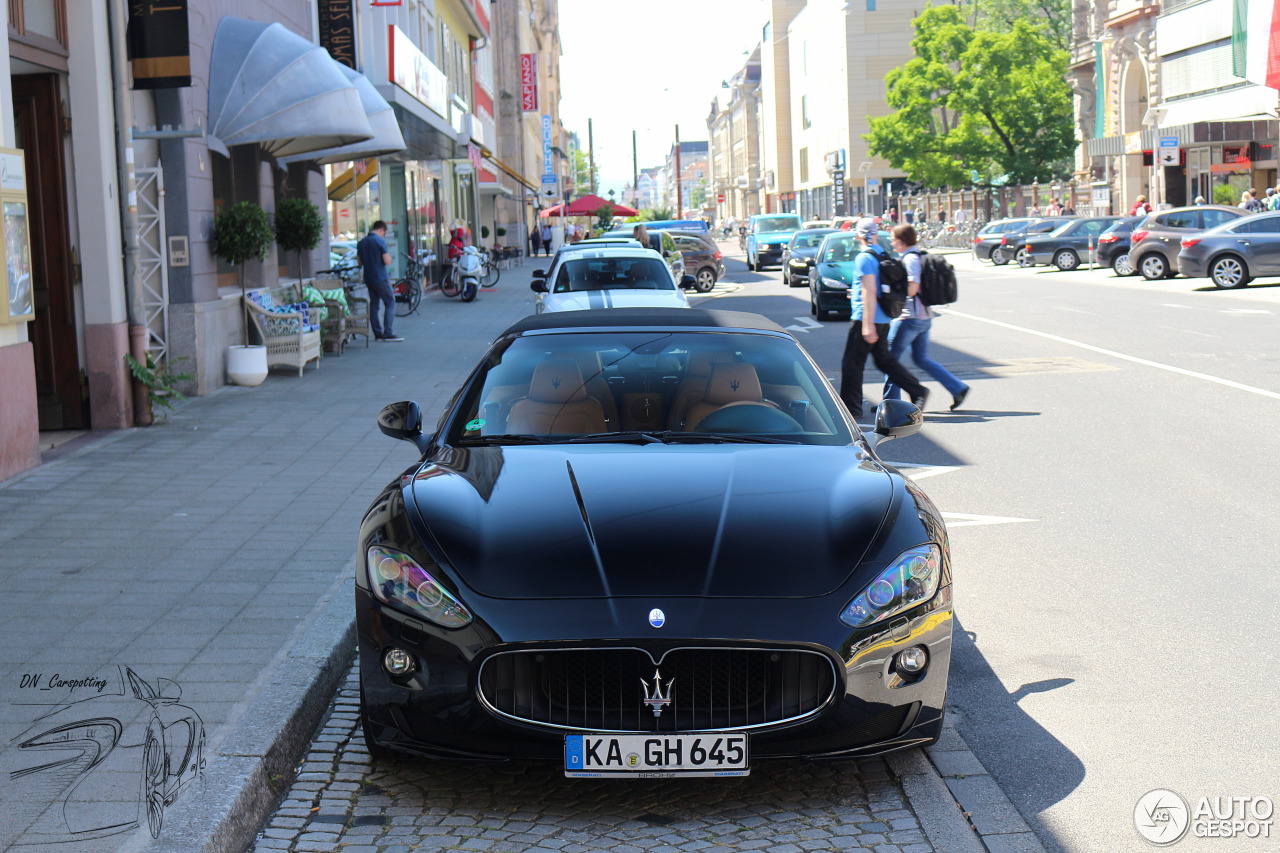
1154, 325, 1217, 338
885, 462, 963, 481
1162, 303, 1195, 309
1221, 308, 1273, 314
785, 316, 822, 333
1048, 306, 1092, 314
940, 308, 1280, 401
941, 512, 1035, 528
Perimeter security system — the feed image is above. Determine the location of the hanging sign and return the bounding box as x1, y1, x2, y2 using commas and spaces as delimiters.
520, 54, 539, 112
317, 0, 357, 69
126, 0, 191, 89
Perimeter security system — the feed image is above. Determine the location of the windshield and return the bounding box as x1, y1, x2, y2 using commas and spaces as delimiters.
447, 331, 854, 445
818, 232, 896, 262
792, 232, 831, 248
553, 257, 674, 292
754, 216, 802, 233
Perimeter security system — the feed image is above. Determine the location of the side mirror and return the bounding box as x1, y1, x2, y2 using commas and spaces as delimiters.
680, 274, 697, 289
531, 269, 546, 278
156, 678, 182, 702
530, 279, 548, 293
869, 398, 922, 446
378, 401, 432, 453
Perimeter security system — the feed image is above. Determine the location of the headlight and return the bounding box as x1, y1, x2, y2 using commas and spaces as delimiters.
839, 544, 942, 629
366, 546, 473, 628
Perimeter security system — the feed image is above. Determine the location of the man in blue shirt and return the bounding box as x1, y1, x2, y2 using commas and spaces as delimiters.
839, 218, 928, 420
357, 220, 402, 341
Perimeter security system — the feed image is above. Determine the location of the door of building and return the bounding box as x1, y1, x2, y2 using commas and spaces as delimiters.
12, 73, 84, 430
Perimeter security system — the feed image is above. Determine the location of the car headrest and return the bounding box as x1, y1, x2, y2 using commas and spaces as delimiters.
529, 360, 587, 404
686, 350, 734, 378
569, 350, 604, 381
703, 363, 762, 406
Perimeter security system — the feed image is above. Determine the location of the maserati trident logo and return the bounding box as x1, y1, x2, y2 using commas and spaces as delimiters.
641, 669, 674, 718
730, 379, 741, 391
648, 608, 665, 628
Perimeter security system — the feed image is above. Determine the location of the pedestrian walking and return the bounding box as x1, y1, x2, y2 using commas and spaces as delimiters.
839, 218, 929, 420
1243, 189, 1265, 212
1046, 198, 1062, 216
356, 220, 402, 341
882, 224, 970, 411
1062, 200, 1076, 215
1129, 195, 1152, 215
540, 223, 554, 255
531, 223, 542, 257
1194, 195, 1206, 205
632, 223, 650, 249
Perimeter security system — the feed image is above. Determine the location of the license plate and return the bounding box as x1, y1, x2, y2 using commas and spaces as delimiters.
564, 733, 749, 778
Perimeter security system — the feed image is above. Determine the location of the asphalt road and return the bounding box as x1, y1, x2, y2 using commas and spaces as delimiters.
695, 238, 1280, 853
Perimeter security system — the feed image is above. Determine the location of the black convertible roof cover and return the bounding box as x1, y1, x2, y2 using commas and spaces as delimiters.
499, 308, 789, 338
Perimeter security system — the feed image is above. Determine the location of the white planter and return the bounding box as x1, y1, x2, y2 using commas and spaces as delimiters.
227, 345, 268, 387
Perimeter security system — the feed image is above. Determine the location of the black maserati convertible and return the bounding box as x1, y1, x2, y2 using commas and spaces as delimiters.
357, 308, 953, 777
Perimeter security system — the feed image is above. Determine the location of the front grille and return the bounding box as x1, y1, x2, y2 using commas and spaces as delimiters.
478, 647, 838, 733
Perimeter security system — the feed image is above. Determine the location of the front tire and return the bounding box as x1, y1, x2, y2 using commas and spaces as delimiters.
695, 268, 716, 292
1139, 253, 1168, 281
1015, 247, 1030, 267
394, 280, 421, 316
143, 727, 165, 838
460, 280, 478, 302
1112, 252, 1133, 276
1053, 249, 1080, 271
1209, 255, 1250, 289
991, 247, 1009, 265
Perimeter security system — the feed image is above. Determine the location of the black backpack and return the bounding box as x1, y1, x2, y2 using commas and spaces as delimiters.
917, 250, 958, 306
869, 250, 910, 318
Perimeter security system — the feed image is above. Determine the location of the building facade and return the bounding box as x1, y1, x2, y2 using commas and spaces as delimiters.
759, 0, 807, 213
707, 46, 763, 223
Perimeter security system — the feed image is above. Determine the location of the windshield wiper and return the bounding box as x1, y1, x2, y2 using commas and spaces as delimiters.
456, 434, 553, 445
565, 430, 798, 445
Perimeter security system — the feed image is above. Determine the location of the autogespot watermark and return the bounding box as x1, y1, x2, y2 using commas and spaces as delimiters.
1135, 789, 1274, 845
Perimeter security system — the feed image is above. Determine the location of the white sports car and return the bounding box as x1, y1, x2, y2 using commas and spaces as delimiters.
531, 247, 693, 313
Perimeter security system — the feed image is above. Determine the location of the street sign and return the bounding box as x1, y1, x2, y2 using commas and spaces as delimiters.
831, 170, 846, 215
716, 192, 725, 203
867, 178, 880, 195
1158, 135, 1180, 167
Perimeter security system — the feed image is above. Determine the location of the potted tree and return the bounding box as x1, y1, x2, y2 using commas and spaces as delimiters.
210, 201, 274, 386
274, 197, 324, 288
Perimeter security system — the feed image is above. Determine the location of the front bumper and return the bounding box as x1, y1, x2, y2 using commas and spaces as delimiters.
357, 586, 953, 763
814, 279, 852, 315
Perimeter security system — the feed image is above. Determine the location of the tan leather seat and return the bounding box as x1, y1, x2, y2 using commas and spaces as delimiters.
569, 351, 619, 429
685, 363, 766, 431
667, 350, 734, 429
506, 360, 606, 435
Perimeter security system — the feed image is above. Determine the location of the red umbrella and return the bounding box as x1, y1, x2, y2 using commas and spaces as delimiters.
539, 193, 638, 218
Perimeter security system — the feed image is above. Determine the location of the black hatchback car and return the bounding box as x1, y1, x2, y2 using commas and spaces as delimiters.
972, 218, 1033, 263
783, 228, 838, 286
1022, 216, 1122, 270
668, 230, 725, 293
359, 308, 953, 773
996, 217, 1076, 267
1093, 216, 1147, 276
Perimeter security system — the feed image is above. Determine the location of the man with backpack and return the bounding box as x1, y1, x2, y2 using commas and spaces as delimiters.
882, 224, 970, 411
839, 218, 930, 420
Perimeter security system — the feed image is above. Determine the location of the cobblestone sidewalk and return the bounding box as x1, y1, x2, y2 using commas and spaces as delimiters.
252, 668, 936, 853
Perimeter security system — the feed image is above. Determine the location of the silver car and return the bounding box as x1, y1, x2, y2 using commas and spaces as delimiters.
1176, 212, 1280, 289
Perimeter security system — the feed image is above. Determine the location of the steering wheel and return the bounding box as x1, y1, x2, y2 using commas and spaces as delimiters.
692, 402, 804, 434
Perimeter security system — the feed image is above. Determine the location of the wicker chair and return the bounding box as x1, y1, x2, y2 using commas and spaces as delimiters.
342, 285, 371, 348
244, 297, 322, 376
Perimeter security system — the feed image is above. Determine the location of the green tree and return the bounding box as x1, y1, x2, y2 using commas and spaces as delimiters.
866, 5, 1074, 188
639, 206, 675, 222
274, 197, 325, 288
210, 201, 274, 346
594, 203, 615, 233
960, 0, 1071, 52
572, 148, 598, 196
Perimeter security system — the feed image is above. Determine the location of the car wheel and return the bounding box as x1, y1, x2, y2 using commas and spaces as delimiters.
1209, 255, 1250, 289
1053, 249, 1080, 271
810, 292, 818, 317
1015, 247, 1030, 267
1112, 252, 1133, 276
747, 256, 756, 272
143, 726, 165, 838
1139, 253, 1167, 281
695, 268, 716, 292
991, 247, 1009, 265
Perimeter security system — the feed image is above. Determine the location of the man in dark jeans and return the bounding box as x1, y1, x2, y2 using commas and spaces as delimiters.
356, 220, 402, 342
839, 218, 928, 419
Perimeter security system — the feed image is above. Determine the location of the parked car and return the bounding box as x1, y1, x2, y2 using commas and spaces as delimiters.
808, 229, 898, 321
1129, 205, 1245, 281
638, 219, 709, 233
1176, 210, 1280, 288
1094, 216, 1148, 276
972, 218, 1033, 264
1022, 216, 1123, 270
995, 217, 1076, 266
668, 230, 725, 292
603, 229, 686, 283
746, 213, 804, 271
803, 219, 833, 229
359, 307, 952, 768
782, 228, 839, 287
530, 247, 693, 313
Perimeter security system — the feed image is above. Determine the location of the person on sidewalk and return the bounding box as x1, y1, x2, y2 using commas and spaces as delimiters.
531, 224, 542, 257
839, 218, 929, 420
882, 224, 970, 412
540, 223, 554, 256
356, 220, 403, 342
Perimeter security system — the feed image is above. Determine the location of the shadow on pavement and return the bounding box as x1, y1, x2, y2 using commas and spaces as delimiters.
949, 615, 1085, 849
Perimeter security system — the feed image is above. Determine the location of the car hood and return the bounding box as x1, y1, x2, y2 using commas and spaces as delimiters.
409, 445, 892, 599
789, 247, 819, 259
544, 290, 688, 312
815, 262, 854, 284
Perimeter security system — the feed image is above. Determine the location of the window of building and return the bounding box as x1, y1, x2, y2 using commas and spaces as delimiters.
799, 148, 809, 183
802, 95, 811, 129
867, 0, 876, 9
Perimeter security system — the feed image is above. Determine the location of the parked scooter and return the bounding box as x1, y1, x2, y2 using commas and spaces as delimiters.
454, 246, 482, 302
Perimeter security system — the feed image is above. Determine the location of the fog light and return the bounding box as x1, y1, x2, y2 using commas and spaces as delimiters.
897, 646, 928, 675
383, 647, 414, 676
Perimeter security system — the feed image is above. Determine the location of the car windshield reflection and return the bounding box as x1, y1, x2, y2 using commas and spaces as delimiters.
449, 331, 853, 446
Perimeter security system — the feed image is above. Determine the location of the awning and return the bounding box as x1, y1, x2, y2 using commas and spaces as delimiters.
1154, 86, 1279, 128
327, 159, 379, 201
279, 64, 406, 165
483, 153, 538, 193
207, 17, 373, 158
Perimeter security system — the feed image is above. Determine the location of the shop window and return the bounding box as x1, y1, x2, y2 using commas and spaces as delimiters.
799, 148, 809, 183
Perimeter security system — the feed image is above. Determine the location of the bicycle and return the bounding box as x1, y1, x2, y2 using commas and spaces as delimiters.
478, 248, 500, 287
393, 255, 425, 316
